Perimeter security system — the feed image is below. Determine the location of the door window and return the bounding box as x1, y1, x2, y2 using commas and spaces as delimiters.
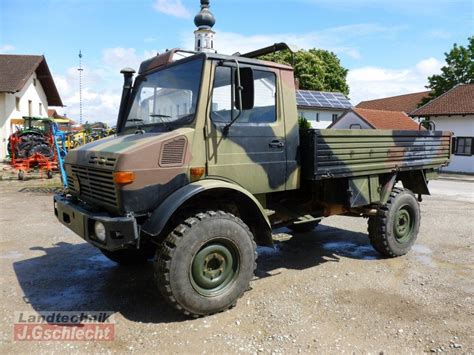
211, 66, 234, 122
211, 66, 277, 123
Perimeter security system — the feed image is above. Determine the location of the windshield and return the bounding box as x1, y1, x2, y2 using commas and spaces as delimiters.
124, 57, 203, 133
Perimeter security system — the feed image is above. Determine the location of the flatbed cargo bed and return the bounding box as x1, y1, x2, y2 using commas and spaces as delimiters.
300, 129, 452, 180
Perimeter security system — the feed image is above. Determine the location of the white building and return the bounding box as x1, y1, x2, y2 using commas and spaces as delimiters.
296, 90, 352, 129
330, 107, 421, 130
0, 55, 62, 160
411, 84, 474, 174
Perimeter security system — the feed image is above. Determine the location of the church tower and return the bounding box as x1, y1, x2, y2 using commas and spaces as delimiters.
194, 0, 216, 53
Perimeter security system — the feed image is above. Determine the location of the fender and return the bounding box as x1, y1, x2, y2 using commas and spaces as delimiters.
380, 173, 398, 205
141, 179, 271, 237
380, 170, 430, 205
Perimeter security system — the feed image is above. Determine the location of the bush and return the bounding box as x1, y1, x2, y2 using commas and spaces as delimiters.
298, 116, 311, 130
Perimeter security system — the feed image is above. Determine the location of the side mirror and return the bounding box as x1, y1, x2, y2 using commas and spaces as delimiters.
234, 67, 254, 111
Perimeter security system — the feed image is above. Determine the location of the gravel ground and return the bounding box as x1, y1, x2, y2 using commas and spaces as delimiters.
0, 175, 472, 354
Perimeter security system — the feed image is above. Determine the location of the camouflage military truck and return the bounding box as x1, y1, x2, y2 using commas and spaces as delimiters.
54, 44, 452, 316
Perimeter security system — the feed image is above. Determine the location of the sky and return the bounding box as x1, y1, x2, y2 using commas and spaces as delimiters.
0, 0, 472, 125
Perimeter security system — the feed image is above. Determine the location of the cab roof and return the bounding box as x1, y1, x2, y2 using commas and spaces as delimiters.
138, 48, 294, 75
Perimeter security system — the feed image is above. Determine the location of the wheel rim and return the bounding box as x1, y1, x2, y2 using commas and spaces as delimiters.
394, 205, 414, 243
190, 239, 239, 296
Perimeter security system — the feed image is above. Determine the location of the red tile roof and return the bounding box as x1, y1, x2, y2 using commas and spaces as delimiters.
411, 84, 474, 117
351, 108, 421, 130
0, 54, 63, 106
48, 108, 71, 122
356, 91, 430, 113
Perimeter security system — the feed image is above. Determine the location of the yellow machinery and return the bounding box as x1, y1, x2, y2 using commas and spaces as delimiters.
50, 118, 114, 150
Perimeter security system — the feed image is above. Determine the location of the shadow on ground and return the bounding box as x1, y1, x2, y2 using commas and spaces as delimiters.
13, 224, 379, 324
256, 224, 379, 279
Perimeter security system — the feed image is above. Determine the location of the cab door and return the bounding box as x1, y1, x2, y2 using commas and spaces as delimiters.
206, 63, 287, 194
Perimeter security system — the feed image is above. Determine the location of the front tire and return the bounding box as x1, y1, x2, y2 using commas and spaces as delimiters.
155, 211, 257, 317
368, 188, 420, 257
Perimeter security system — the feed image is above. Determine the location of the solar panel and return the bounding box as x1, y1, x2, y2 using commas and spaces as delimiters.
296, 90, 352, 109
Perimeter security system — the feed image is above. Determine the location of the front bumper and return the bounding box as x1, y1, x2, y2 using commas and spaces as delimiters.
54, 194, 139, 251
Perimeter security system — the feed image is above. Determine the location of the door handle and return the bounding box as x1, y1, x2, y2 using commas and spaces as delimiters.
269, 139, 285, 148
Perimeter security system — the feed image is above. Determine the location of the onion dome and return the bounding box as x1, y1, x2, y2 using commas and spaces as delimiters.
194, 0, 215, 28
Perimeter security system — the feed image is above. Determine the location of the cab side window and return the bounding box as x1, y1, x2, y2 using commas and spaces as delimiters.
211, 66, 277, 123
211, 66, 234, 123
252, 70, 276, 123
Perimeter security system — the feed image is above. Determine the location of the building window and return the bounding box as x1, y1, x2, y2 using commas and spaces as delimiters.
39, 103, 43, 115
455, 137, 473, 156
15, 97, 20, 111
197, 39, 201, 49
332, 113, 338, 122
33, 78, 37, 86
316, 113, 320, 122
28, 100, 32, 116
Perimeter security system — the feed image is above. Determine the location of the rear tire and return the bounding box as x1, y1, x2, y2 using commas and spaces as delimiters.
368, 188, 420, 257
30, 143, 54, 158
100, 247, 154, 265
155, 210, 257, 317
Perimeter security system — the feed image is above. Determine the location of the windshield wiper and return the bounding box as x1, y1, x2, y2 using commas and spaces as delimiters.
150, 114, 173, 131
150, 114, 171, 118
127, 118, 145, 134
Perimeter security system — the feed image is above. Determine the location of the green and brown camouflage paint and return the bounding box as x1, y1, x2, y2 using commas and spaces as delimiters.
62, 49, 452, 233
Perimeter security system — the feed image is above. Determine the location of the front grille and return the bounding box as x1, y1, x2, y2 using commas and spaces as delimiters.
67, 165, 118, 207
88, 155, 117, 168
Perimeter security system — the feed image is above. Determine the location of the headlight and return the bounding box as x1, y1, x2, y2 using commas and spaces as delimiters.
94, 221, 106, 242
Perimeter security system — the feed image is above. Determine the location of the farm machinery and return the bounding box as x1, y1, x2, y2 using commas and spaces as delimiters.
8, 116, 65, 181
66, 125, 114, 149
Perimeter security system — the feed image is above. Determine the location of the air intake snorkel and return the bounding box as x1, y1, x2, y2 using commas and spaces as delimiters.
116, 67, 136, 134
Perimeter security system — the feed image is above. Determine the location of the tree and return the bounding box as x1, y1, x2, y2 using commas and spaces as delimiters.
262, 49, 349, 95
420, 36, 474, 106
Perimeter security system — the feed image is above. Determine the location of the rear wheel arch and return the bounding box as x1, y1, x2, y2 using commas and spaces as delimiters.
141, 180, 272, 246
